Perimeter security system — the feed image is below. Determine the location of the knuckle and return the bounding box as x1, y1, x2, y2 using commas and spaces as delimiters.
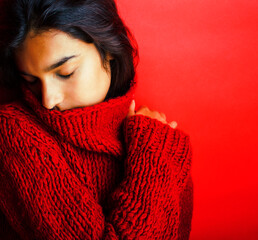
137, 105, 149, 113
139, 105, 149, 110
161, 112, 166, 118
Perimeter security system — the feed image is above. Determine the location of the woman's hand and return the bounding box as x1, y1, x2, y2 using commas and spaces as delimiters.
127, 100, 177, 129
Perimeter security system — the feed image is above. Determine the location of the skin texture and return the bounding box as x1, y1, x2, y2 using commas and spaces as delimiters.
15, 29, 112, 111
15, 29, 177, 128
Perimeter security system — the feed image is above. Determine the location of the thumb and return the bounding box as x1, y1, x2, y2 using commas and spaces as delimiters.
127, 99, 136, 118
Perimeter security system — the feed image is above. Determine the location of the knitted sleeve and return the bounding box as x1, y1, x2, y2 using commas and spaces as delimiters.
0, 113, 192, 240
103, 114, 193, 239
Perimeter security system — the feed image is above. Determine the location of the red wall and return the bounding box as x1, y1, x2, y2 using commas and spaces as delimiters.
116, 0, 258, 239
1, 0, 257, 239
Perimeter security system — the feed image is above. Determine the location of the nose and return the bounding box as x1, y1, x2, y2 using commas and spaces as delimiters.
41, 79, 64, 110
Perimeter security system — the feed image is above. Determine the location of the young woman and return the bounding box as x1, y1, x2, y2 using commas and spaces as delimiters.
0, 0, 193, 239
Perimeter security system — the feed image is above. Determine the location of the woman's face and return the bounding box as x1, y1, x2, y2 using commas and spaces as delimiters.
15, 29, 112, 111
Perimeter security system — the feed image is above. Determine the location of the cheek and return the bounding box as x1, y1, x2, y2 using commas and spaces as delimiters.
75, 60, 102, 92
66, 59, 111, 106
74, 67, 96, 92
66, 73, 94, 104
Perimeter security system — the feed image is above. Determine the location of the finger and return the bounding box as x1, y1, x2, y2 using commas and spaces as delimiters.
160, 112, 166, 121
169, 121, 177, 129
160, 119, 168, 124
127, 99, 136, 117
137, 105, 149, 111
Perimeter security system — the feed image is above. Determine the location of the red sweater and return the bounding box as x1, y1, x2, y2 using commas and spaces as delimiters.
0, 78, 193, 239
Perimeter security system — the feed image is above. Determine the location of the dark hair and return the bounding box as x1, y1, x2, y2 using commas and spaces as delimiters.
0, 0, 138, 100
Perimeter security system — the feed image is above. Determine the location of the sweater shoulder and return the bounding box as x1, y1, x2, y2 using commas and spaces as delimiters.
0, 99, 34, 122
0, 100, 38, 139
124, 114, 193, 172
0, 100, 55, 152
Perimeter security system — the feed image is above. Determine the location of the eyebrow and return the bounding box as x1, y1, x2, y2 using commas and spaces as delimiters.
44, 55, 78, 72
19, 55, 78, 77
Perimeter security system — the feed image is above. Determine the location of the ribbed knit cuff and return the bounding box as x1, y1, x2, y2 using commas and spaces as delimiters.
123, 114, 192, 191
124, 114, 174, 150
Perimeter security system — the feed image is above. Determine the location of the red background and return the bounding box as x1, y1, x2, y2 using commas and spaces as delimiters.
1, 0, 258, 239
115, 0, 258, 239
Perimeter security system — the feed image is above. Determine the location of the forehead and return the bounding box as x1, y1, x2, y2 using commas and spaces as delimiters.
15, 30, 86, 70
16, 29, 81, 57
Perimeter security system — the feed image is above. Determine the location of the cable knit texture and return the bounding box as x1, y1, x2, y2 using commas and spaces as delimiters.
0, 77, 193, 239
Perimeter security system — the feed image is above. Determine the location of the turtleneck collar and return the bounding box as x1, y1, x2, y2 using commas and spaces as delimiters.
21, 78, 136, 157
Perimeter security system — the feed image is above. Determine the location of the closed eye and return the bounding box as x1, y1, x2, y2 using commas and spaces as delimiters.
57, 71, 74, 79
20, 75, 39, 84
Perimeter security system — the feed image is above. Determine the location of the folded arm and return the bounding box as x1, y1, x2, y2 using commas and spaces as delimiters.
0, 114, 192, 239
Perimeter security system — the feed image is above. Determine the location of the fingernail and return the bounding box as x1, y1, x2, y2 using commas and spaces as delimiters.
170, 121, 177, 129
